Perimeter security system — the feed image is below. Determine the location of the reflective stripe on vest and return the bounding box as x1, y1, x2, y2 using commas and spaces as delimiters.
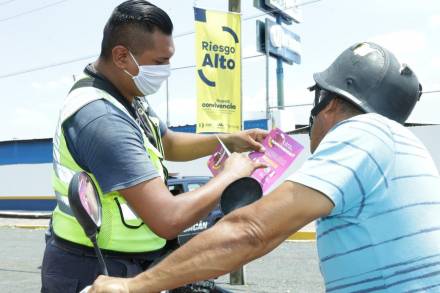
51, 78, 166, 253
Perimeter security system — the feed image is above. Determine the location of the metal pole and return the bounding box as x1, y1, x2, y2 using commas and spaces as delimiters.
421, 90, 440, 94
229, 0, 246, 286
228, 0, 243, 131
275, 14, 284, 110
166, 78, 170, 127
228, 0, 240, 12
265, 44, 270, 122
269, 102, 313, 109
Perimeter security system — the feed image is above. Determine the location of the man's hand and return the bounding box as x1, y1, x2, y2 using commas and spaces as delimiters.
223, 152, 268, 179
222, 129, 268, 153
161, 128, 268, 162
88, 275, 130, 293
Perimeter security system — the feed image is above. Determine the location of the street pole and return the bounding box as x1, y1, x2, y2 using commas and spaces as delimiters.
228, 0, 243, 131
228, 0, 240, 13
265, 42, 270, 122
166, 78, 170, 127
275, 14, 284, 110
228, 0, 246, 286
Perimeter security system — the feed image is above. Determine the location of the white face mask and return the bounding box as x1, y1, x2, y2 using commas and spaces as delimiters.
124, 51, 171, 96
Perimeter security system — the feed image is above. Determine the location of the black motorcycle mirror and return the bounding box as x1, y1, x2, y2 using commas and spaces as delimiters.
220, 177, 263, 215
68, 172, 108, 276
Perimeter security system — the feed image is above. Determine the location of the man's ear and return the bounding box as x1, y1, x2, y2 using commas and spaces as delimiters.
319, 98, 343, 127
112, 45, 130, 70
321, 98, 339, 116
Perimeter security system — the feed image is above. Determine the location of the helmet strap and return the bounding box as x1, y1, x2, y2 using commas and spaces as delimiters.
308, 88, 336, 137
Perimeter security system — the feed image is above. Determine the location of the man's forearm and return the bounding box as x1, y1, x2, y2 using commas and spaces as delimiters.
129, 212, 274, 293
163, 131, 221, 161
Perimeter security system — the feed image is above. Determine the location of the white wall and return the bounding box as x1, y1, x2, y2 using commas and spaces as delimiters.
0, 163, 52, 196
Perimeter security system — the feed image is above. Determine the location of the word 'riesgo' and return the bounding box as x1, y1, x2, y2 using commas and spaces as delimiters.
202, 41, 236, 55
201, 41, 236, 70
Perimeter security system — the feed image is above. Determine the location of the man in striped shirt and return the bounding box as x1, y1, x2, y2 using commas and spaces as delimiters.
90, 43, 440, 293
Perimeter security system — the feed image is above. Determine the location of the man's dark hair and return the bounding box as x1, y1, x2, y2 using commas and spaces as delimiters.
100, 0, 173, 60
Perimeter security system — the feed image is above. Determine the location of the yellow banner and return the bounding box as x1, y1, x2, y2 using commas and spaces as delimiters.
194, 8, 241, 133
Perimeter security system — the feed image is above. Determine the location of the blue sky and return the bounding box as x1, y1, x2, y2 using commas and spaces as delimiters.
0, 0, 439, 140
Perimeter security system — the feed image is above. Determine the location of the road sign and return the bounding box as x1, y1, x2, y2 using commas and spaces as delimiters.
254, 0, 302, 24
257, 18, 301, 65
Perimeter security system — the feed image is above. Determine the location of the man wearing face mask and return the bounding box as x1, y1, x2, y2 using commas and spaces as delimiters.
90, 42, 440, 293
41, 1, 268, 292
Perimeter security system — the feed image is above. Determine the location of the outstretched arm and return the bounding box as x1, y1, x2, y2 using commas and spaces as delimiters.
90, 180, 333, 292
121, 153, 265, 240
162, 128, 268, 161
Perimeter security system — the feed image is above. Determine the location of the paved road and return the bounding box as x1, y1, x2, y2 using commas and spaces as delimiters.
0, 226, 324, 292
0, 227, 46, 293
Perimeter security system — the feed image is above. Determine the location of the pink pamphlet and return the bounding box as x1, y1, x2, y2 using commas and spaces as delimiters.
207, 143, 229, 176
249, 128, 304, 193
207, 128, 304, 193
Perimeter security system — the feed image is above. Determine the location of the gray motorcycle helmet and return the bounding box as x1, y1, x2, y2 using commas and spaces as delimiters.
312, 42, 423, 124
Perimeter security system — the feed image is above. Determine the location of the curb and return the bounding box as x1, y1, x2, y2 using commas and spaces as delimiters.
0, 211, 51, 219
287, 231, 316, 241
0, 223, 49, 229
13, 225, 49, 230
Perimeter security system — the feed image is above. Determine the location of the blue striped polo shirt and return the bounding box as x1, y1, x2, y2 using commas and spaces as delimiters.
287, 113, 440, 292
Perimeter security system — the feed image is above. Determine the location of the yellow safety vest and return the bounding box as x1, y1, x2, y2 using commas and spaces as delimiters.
51, 76, 167, 253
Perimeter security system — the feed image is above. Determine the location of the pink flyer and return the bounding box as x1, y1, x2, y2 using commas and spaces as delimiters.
207, 128, 304, 193
249, 128, 304, 193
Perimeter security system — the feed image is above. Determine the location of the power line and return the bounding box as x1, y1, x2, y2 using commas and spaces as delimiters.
422, 90, 440, 94
174, 29, 195, 39
0, 54, 97, 79
269, 103, 313, 109
0, 53, 265, 78
0, 0, 68, 23
297, 0, 324, 7
171, 53, 264, 71
0, 0, 19, 6
173, 0, 323, 39
243, 0, 323, 20
243, 53, 264, 60
0, 0, 320, 78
